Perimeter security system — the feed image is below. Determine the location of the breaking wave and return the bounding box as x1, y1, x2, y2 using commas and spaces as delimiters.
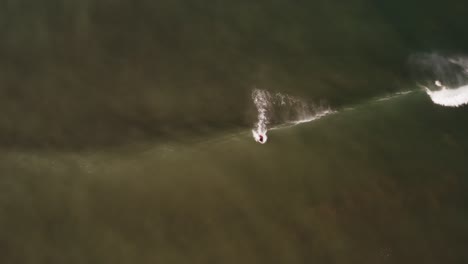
410, 53, 468, 107
425, 81, 468, 107
252, 89, 334, 143
251, 87, 420, 143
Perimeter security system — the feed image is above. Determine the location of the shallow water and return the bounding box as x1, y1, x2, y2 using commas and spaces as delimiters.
2, 1, 468, 263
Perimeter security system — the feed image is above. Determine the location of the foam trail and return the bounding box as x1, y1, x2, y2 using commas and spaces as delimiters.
291, 109, 335, 125
270, 108, 335, 131
252, 89, 271, 144
425, 81, 468, 107
251, 89, 334, 142
375, 91, 413, 102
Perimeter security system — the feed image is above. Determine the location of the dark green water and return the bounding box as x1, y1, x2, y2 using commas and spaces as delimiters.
2, 1, 468, 263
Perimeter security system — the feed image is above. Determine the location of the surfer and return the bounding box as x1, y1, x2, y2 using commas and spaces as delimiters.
257, 132, 267, 144
252, 130, 268, 144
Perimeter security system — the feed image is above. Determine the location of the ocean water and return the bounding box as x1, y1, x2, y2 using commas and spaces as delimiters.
2, 1, 468, 263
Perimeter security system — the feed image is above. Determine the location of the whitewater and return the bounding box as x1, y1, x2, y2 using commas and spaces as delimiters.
425, 81, 468, 107
413, 54, 468, 107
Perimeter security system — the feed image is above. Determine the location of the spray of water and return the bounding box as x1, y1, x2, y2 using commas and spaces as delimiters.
252, 88, 333, 143
252, 89, 272, 144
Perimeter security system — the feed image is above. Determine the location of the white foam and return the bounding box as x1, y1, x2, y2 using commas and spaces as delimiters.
290, 109, 335, 125
415, 54, 468, 107
425, 81, 468, 107
252, 89, 271, 143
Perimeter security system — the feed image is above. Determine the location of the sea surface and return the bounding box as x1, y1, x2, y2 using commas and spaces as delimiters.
1, 1, 468, 263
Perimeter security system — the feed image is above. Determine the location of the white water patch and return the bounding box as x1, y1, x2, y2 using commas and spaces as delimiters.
425, 81, 468, 107
411, 53, 468, 107
252, 89, 272, 144
252, 88, 333, 143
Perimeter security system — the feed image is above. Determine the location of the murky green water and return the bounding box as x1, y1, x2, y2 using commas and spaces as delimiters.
1, 1, 468, 263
